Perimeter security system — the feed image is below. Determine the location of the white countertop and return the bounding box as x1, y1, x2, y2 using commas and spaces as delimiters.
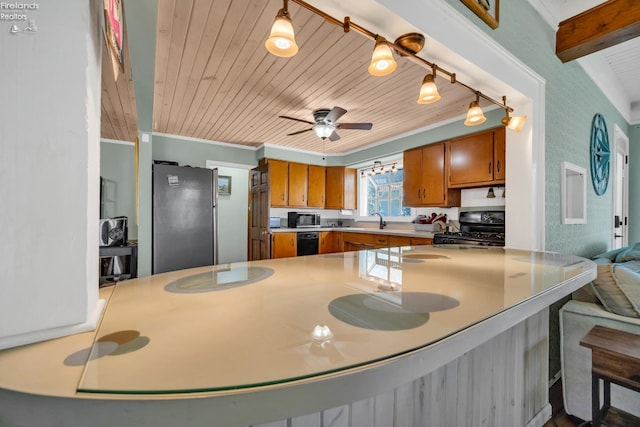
271, 226, 438, 237
0, 246, 595, 400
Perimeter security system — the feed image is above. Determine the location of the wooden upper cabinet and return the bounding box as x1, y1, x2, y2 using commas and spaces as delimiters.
325, 167, 357, 210
307, 165, 326, 208
403, 142, 460, 207
268, 159, 288, 207
288, 162, 308, 207
448, 127, 505, 188
403, 146, 424, 207
493, 127, 506, 181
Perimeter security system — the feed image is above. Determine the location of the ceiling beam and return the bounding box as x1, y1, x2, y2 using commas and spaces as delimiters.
555, 0, 640, 63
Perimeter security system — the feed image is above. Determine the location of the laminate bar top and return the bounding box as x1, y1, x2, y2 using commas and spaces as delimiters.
0, 246, 595, 399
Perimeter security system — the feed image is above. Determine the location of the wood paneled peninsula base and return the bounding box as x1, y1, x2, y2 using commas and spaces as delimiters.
0, 247, 596, 427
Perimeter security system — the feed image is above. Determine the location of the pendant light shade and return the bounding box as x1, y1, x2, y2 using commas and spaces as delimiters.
417, 74, 441, 104
265, 8, 298, 57
464, 100, 486, 126
368, 40, 397, 77
501, 115, 527, 132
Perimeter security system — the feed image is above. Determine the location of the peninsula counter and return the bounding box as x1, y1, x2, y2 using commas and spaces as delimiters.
0, 246, 596, 427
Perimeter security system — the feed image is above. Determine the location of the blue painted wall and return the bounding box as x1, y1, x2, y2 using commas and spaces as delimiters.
630, 124, 640, 243
444, 0, 633, 258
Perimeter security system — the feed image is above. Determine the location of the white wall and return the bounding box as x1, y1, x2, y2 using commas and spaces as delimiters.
207, 163, 250, 264
0, 0, 103, 348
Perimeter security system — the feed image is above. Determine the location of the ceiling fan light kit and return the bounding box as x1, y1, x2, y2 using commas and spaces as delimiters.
313, 124, 335, 139
281, 106, 372, 141
266, 0, 527, 132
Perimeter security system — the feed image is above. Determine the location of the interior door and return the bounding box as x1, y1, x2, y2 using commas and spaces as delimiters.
249, 163, 271, 260
612, 126, 629, 249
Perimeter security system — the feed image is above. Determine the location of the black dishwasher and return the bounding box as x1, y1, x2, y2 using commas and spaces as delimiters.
297, 232, 319, 256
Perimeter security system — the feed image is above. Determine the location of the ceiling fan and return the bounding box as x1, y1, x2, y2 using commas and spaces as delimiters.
279, 106, 372, 141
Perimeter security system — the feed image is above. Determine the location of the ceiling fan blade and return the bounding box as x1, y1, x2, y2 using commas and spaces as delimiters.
337, 122, 373, 130
325, 106, 347, 124
279, 115, 314, 125
287, 128, 313, 136
328, 131, 341, 142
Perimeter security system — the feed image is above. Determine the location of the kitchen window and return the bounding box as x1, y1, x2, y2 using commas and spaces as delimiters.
358, 166, 413, 221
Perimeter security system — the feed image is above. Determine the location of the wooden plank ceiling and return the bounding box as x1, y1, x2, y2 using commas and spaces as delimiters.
100, 20, 138, 143
102, 0, 482, 153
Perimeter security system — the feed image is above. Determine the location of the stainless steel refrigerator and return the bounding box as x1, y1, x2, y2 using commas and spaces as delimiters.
152, 164, 219, 274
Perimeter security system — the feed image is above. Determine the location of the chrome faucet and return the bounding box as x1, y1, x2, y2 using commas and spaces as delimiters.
373, 213, 387, 229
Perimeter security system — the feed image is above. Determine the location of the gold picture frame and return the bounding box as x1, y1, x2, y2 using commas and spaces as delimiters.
460, 0, 499, 29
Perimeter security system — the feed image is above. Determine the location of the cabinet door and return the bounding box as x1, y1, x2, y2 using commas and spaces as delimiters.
269, 159, 289, 207
271, 232, 297, 259
307, 165, 326, 207
342, 168, 357, 210
403, 146, 424, 206
319, 231, 339, 254
325, 167, 344, 209
288, 162, 308, 207
421, 143, 446, 205
448, 131, 494, 187
493, 127, 506, 182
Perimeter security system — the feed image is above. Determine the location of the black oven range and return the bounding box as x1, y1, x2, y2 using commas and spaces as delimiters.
433, 211, 505, 247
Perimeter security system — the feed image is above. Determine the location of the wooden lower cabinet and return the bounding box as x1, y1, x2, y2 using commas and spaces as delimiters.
274, 231, 432, 257
271, 232, 297, 259
319, 231, 341, 254
388, 235, 433, 247
342, 232, 430, 251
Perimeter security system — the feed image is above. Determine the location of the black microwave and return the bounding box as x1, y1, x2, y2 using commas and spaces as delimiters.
287, 212, 321, 228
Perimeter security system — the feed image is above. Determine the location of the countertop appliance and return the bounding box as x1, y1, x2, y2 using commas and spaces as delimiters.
297, 231, 319, 256
433, 210, 505, 246
269, 217, 281, 228
152, 164, 219, 274
99, 216, 128, 247
288, 212, 321, 228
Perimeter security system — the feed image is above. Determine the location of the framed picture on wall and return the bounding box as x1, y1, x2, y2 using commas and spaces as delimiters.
460, 0, 499, 29
218, 176, 232, 196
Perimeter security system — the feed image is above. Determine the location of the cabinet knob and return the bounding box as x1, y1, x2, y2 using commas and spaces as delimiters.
417, 189, 421, 200
496, 160, 501, 173
281, 193, 285, 201
423, 189, 426, 199
488, 162, 492, 174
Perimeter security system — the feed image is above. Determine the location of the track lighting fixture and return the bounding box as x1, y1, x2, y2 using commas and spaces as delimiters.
464, 93, 486, 126
265, 0, 298, 57
265, 0, 527, 130
417, 67, 441, 104
501, 114, 527, 132
368, 38, 397, 77
499, 97, 527, 132
365, 161, 398, 177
